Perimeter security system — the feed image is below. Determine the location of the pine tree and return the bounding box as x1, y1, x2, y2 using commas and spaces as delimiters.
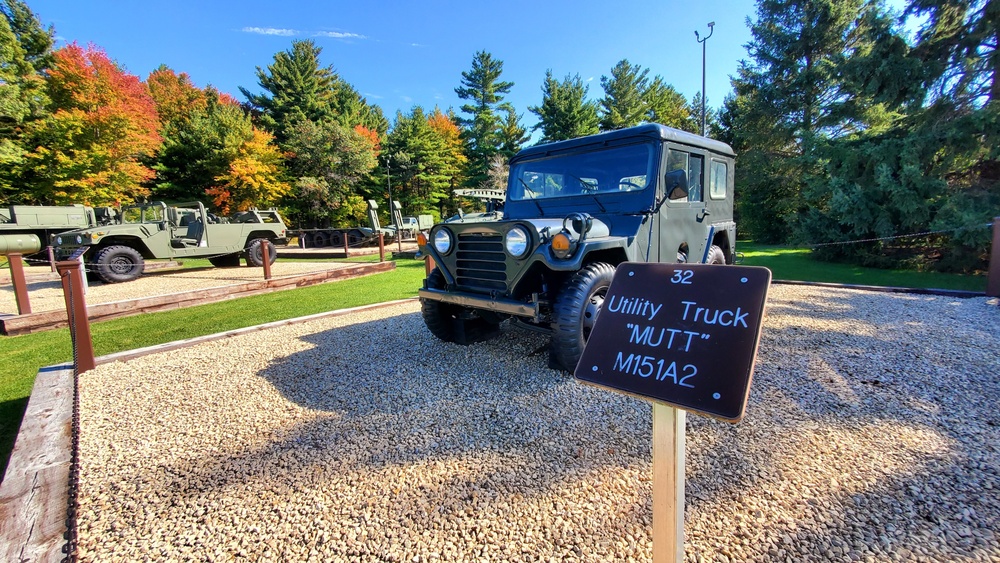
645, 76, 695, 132
528, 70, 599, 142
455, 50, 515, 188
240, 40, 337, 144
598, 59, 650, 130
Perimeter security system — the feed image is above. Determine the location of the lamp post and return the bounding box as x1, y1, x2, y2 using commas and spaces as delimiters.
383, 154, 396, 231
695, 21, 715, 137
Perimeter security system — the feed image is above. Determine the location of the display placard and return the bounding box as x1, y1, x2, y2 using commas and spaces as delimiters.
574, 263, 771, 422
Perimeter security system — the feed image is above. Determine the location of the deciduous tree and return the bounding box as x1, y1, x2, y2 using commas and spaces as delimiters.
25, 43, 160, 205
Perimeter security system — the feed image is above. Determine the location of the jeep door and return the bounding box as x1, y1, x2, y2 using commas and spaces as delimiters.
658, 144, 712, 263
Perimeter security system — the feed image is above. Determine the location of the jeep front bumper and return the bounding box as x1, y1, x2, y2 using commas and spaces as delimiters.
418, 287, 541, 320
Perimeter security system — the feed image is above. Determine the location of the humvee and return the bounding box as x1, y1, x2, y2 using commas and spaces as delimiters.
52, 201, 287, 283
417, 124, 737, 371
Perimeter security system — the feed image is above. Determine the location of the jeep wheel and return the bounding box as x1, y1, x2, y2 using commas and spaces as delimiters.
209, 253, 241, 268
550, 262, 616, 372
421, 268, 500, 345
245, 239, 277, 267
706, 244, 726, 264
93, 245, 144, 283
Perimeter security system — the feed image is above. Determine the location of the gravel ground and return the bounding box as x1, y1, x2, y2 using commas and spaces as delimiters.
75, 286, 1000, 562
0, 261, 359, 314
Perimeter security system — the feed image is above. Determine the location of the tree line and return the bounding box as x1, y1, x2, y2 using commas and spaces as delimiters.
1, 0, 994, 271
720, 0, 997, 272
0, 0, 702, 229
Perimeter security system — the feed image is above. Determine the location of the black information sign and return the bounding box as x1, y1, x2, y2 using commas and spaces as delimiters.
574, 263, 771, 422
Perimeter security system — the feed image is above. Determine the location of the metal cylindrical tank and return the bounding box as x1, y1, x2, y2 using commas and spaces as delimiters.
0, 233, 41, 254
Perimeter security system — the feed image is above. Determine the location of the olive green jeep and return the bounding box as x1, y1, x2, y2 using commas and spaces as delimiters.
52, 201, 287, 283
417, 124, 737, 371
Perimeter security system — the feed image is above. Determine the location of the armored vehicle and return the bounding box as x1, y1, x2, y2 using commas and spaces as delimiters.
417, 124, 737, 371
52, 201, 287, 283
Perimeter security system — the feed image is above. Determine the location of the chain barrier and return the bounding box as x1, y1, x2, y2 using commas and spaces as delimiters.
804, 223, 993, 248
61, 268, 81, 563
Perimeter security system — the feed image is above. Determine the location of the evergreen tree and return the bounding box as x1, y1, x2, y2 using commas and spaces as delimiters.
598, 59, 650, 130
455, 50, 515, 188
497, 106, 529, 158
528, 70, 599, 142
240, 40, 337, 144
646, 76, 695, 132
0, 0, 51, 202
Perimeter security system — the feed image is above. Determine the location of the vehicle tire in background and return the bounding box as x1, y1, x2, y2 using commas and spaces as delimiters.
706, 244, 726, 264
550, 262, 616, 372
245, 239, 277, 267
92, 245, 145, 283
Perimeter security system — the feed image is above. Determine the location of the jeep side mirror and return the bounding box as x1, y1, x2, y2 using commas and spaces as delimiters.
665, 169, 688, 200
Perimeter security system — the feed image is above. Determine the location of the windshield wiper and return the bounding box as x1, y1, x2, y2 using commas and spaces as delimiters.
517, 178, 544, 216
565, 174, 607, 213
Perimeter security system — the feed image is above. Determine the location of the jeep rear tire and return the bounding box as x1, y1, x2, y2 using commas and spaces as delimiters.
421, 268, 500, 345
245, 239, 277, 267
550, 262, 616, 372
93, 245, 144, 283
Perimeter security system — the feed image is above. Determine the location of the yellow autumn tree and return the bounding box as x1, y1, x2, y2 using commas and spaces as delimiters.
208, 128, 289, 214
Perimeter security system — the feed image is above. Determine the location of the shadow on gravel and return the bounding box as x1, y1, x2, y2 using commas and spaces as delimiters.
127, 293, 999, 561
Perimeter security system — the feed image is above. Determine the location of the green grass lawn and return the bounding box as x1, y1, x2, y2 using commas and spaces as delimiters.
738, 242, 987, 292
0, 246, 989, 478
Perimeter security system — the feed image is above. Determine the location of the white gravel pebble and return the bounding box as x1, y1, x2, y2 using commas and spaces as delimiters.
74, 285, 1000, 562
0, 261, 361, 314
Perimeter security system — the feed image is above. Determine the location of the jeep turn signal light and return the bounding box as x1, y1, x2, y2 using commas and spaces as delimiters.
551, 232, 574, 259
416, 232, 427, 247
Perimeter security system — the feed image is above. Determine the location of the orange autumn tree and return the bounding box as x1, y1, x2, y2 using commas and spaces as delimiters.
146, 65, 207, 126
25, 42, 161, 205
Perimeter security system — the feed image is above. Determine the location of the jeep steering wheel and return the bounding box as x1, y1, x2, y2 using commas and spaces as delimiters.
619, 180, 643, 191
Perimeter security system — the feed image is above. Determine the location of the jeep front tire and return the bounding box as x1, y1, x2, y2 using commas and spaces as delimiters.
93, 245, 144, 283
421, 268, 500, 345
550, 262, 616, 372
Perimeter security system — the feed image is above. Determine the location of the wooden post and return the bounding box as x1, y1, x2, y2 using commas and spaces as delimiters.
652, 402, 685, 563
378, 233, 385, 262
425, 255, 436, 277
47, 245, 56, 272
8, 252, 31, 315
343, 234, 350, 258
987, 217, 1000, 298
262, 242, 272, 280
56, 260, 95, 374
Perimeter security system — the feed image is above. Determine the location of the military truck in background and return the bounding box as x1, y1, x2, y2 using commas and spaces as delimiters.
52, 201, 287, 283
417, 123, 737, 371
0, 204, 119, 247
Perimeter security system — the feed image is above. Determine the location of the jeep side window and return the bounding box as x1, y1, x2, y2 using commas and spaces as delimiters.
710, 160, 728, 199
666, 150, 689, 200
688, 154, 704, 203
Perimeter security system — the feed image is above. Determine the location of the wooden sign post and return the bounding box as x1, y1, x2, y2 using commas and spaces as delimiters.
575, 263, 771, 562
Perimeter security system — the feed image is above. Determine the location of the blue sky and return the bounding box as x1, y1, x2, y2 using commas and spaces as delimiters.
29, 0, 759, 130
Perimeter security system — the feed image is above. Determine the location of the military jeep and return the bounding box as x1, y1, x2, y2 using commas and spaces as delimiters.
52, 201, 287, 283
417, 123, 737, 371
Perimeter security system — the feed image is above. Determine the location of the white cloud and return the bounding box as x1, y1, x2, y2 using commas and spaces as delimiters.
242, 27, 298, 36
314, 31, 367, 39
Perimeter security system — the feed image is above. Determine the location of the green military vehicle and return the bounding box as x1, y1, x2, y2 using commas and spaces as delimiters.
0, 204, 119, 243
52, 201, 287, 283
417, 124, 737, 371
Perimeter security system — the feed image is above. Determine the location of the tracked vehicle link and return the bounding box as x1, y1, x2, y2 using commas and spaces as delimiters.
52, 201, 287, 283
417, 123, 737, 371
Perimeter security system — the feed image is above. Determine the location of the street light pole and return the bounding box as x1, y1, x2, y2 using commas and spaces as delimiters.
695, 21, 715, 137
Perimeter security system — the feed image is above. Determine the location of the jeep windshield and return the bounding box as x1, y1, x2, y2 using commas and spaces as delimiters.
121, 203, 167, 224
508, 142, 656, 201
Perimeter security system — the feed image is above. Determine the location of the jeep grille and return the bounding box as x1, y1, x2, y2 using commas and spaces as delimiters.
455, 233, 507, 292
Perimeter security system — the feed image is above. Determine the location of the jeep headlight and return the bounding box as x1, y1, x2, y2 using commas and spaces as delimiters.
432, 229, 454, 255
56, 236, 63, 245
75, 235, 83, 244
505, 226, 530, 258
